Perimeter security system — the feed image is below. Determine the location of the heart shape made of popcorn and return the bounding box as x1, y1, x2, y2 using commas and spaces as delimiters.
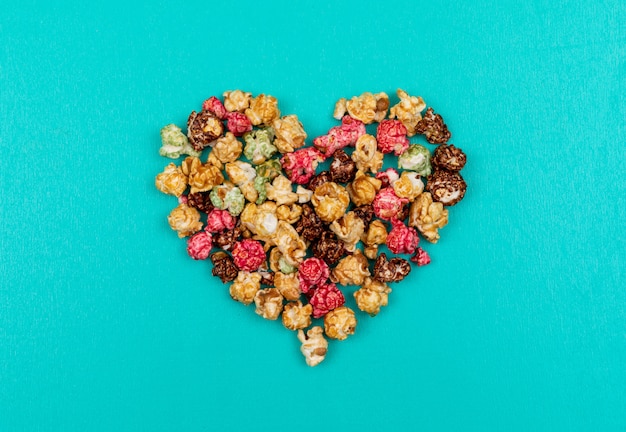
155, 89, 467, 366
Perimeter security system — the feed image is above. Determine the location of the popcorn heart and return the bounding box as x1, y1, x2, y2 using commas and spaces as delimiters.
156, 89, 468, 367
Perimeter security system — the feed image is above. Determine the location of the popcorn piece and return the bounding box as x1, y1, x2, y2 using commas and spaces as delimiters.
180, 156, 224, 194
294, 203, 324, 242
211, 132, 243, 164
159, 124, 200, 159
309, 283, 346, 318
392, 171, 424, 202
187, 231, 213, 260
240, 202, 278, 239
224, 111, 253, 137
375, 168, 400, 189
323, 306, 357, 340
398, 144, 432, 177
245, 94, 280, 126
283, 301, 313, 330
297, 327, 328, 367
415, 107, 451, 144
329, 212, 365, 253
311, 182, 350, 223
269, 247, 297, 274
295, 185, 313, 204
187, 191, 214, 213
202, 96, 227, 119
253, 176, 269, 204
229, 271, 262, 305
253, 288, 284, 320
205, 209, 236, 233
352, 134, 384, 174
354, 277, 392, 316
352, 204, 374, 226
313, 115, 366, 157
311, 231, 346, 265
187, 110, 224, 151
411, 247, 431, 266
225, 160, 256, 186
389, 89, 426, 136
373, 253, 411, 283
266, 175, 298, 206
426, 170, 467, 206
361, 220, 388, 259
276, 204, 302, 224
213, 226, 242, 251
329, 149, 357, 184
275, 221, 307, 267
386, 219, 419, 255
408, 192, 449, 243
331, 250, 370, 286
280, 147, 325, 185
167, 203, 203, 238
376, 119, 409, 155
210, 251, 239, 283
273, 115, 307, 153
210, 183, 245, 216
372, 187, 409, 221
255, 158, 282, 181
333, 98, 347, 120
232, 239, 266, 272
242, 128, 276, 165
274, 271, 301, 301
347, 170, 382, 207
297, 257, 330, 294
432, 144, 467, 172
307, 170, 332, 192
345, 91, 389, 124
155, 163, 187, 197
223, 90, 252, 112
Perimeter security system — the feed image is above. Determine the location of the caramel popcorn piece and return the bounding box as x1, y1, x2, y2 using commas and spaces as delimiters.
223, 90, 252, 112
352, 134, 384, 174
408, 191, 449, 243
311, 182, 350, 224
272, 115, 307, 153
426, 170, 467, 206
389, 88, 426, 136
333, 98, 347, 120
155, 163, 187, 197
361, 220, 388, 259
345, 92, 389, 124
329, 211, 365, 253
297, 326, 328, 367
415, 107, 451, 144
392, 171, 424, 202
331, 250, 370, 286
347, 170, 382, 207
323, 306, 357, 341
275, 221, 307, 267
274, 271, 301, 301
245, 94, 280, 126
181, 157, 224, 194
283, 301, 313, 331
167, 203, 203, 238
266, 175, 299, 206
276, 203, 302, 224
372, 253, 411, 283
354, 277, 392, 316
211, 132, 243, 165
253, 288, 284, 320
229, 271, 262, 305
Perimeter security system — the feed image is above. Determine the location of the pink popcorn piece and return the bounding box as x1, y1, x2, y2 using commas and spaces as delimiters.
205, 209, 236, 233
280, 147, 325, 185
372, 188, 409, 221
225, 111, 253, 137
411, 247, 431, 266
376, 119, 410, 155
298, 257, 330, 294
313, 115, 366, 157
375, 168, 400, 189
386, 218, 419, 255
309, 283, 346, 319
178, 194, 188, 205
231, 239, 266, 272
202, 96, 227, 119
187, 231, 213, 260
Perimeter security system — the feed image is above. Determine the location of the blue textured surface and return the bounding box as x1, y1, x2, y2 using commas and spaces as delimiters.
1, 1, 624, 431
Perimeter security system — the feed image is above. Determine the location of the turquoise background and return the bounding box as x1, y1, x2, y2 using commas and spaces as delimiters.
1, 0, 624, 430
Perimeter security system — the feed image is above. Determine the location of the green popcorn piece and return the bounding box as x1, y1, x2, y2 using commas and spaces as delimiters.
398, 144, 432, 176
243, 128, 277, 164
254, 176, 269, 204
278, 256, 296, 274
255, 159, 282, 181
209, 187, 225, 209
224, 187, 245, 216
159, 124, 200, 159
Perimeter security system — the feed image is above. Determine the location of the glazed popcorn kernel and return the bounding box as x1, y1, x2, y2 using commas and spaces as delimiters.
187, 191, 214, 213
276, 203, 303, 225
297, 326, 328, 367
283, 301, 313, 331
187, 110, 224, 151
376, 119, 410, 156
344, 91, 389, 124
202, 96, 227, 119
185, 159, 225, 194
273, 115, 307, 154
187, 231, 213, 260
269, 247, 297, 274
311, 182, 350, 223
206, 209, 236, 233
386, 219, 419, 255
243, 128, 277, 165
309, 282, 346, 319
415, 107, 451, 144
347, 170, 382, 207
392, 171, 424, 202
229, 271, 262, 305
212, 226, 242, 251
254, 288, 284, 320
168, 203, 203, 238
313, 115, 366, 158
266, 175, 299, 206
159, 124, 200, 159
280, 147, 325, 185
210, 182, 245, 216
155, 163, 188, 197
297, 257, 330, 294
331, 250, 370, 287
211, 132, 243, 164
352, 204, 375, 226
274, 221, 307, 267
411, 247, 431, 266
329, 149, 357, 184
354, 277, 392, 317
274, 271, 302, 301
398, 144, 432, 177
232, 239, 266, 272
323, 306, 357, 341
245, 94, 281, 126
389, 88, 426, 136
432, 144, 467, 172
329, 211, 365, 253
373, 253, 411, 283
375, 167, 400, 189
211, 252, 239, 283
352, 134, 384, 174
225, 111, 253, 137
311, 231, 346, 265
307, 170, 332, 192
373, 187, 409, 221
223, 90, 252, 113
426, 170, 467, 206
361, 220, 388, 260
294, 203, 324, 242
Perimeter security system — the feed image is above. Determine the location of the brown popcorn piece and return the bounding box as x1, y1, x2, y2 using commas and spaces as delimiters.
274, 271, 301, 301
245, 94, 281, 126
187, 192, 214, 213
426, 170, 467, 206
397, 203, 410, 222
294, 204, 325, 242
415, 107, 451, 144
187, 110, 224, 151
432, 144, 467, 172
312, 231, 346, 265
408, 192, 449, 243
352, 204, 374, 226
229, 271, 262, 305
213, 226, 242, 251
297, 326, 328, 367
373, 253, 411, 283
361, 220, 388, 259
354, 277, 392, 316
155, 163, 187, 197
307, 170, 333, 192
283, 301, 313, 331
323, 306, 357, 341
253, 288, 284, 320
259, 271, 274, 287
329, 149, 357, 184
210, 252, 239, 283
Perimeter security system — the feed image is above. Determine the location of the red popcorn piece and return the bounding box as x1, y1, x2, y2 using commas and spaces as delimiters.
386, 219, 419, 255
232, 239, 266, 272
202, 96, 227, 119
375, 168, 400, 189
205, 209, 236, 233
187, 231, 213, 260
309, 283, 346, 318
411, 247, 431, 266
372, 188, 409, 221
280, 147, 325, 184
225, 111, 253, 137
178, 194, 188, 205
313, 115, 366, 157
376, 119, 410, 155
298, 257, 330, 294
